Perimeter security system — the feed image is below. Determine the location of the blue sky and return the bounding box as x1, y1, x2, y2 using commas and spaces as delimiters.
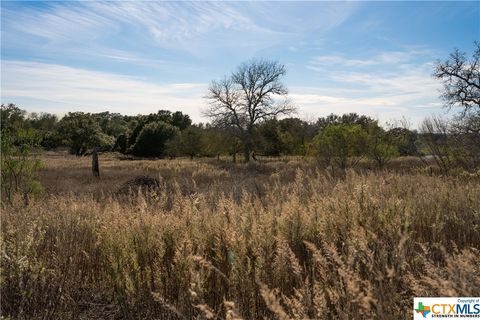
1, 1, 479, 126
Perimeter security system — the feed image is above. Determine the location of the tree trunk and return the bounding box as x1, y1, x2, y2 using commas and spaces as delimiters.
92, 149, 100, 177
243, 130, 254, 162
243, 147, 250, 162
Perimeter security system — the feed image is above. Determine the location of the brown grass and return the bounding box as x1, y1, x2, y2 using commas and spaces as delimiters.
1, 153, 479, 319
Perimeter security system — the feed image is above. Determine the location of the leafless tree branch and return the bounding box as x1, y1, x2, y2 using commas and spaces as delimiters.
203, 59, 295, 161
433, 42, 480, 115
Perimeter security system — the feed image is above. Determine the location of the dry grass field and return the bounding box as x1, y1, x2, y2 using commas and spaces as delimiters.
1, 153, 480, 319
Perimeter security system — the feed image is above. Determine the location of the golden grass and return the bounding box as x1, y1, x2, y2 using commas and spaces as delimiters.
1, 154, 479, 319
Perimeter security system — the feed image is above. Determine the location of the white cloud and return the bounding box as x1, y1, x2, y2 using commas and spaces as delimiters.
298, 47, 447, 126
2, 2, 285, 53
290, 61, 444, 126
3, 1, 362, 59
1, 60, 208, 121
0, 58, 445, 127
308, 51, 414, 70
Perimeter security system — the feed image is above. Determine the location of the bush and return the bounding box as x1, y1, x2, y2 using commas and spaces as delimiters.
130, 121, 179, 157
1, 129, 43, 205
366, 125, 398, 168
312, 124, 368, 169
166, 126, 204, 159
114, 133, 129, 153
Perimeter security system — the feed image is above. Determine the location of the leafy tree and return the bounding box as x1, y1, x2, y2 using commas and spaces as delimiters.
27, 112, 61, 149
94, 112, 130, 137
130, 121, 179, 157
166, 126, 203, 159
366, 124, 398, 168
127, 110, 191, 151
200, 125, 241, 161
256, 119, 283, 156
1, 129, 43, 205
28, 112, 58, 131
278, 117, 313, 155
114, 133, 129, 154
205, 59, 295, 162
40, 131, 63, 150
387, 127, 418, 156
171, 111, 192, 130
315, 113, 377, 131
1, 104, 28, 134
312, 124, 368, 169
57, 112, 114, 155
1, 104, 63, 150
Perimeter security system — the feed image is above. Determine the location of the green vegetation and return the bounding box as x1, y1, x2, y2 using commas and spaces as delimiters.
312, 124, 368, 169
130, 121, 179, 157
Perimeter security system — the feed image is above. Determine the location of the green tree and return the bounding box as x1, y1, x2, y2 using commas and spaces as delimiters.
175, 126, 203, 159
127, 110, 191, 151
312, 124, 368, 169
366, 125, 398, 168
114, 133, 129, 154
28, 112, 58, 131
130, 121, 179, 157
278, 117, 313, 156
200, 125, 240, 161
171, 111, 192, 130
1, 104, 63, 150
1, 129, 43, 205
1, 104, 28, 134
28, 112, 62, 149
256, 119, 283, 156
315, 113, 377, 131
57, 112, 114, 155
387, 127, 418, 156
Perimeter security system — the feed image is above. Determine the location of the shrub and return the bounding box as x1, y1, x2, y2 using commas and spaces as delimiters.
312, 124, 368, 169
130, 121, 179, 157
366, 125, 399, 168
0, 129, 43, 205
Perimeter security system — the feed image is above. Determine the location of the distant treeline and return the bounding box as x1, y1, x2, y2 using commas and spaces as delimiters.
1, 103, 479, 171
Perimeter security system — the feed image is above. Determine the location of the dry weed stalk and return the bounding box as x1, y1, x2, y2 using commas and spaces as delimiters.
1, 156, 479, 319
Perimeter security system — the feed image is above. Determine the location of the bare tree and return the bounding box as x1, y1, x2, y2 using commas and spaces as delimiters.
420, 116, 452, 173
204, 59, 295, 162
433, 42, 480, 116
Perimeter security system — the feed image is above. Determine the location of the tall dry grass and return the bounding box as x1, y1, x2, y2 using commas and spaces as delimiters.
1, 154, 479, 319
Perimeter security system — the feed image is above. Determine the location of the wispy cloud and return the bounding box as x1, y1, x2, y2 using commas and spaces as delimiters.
2, 2, 280, 52
2, 1, 361, 60
290, 58, 444, 126
295, 46, 446, 126
1, 60, 207, 120
2, 1, 470, 127
307, 50, 432, 71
